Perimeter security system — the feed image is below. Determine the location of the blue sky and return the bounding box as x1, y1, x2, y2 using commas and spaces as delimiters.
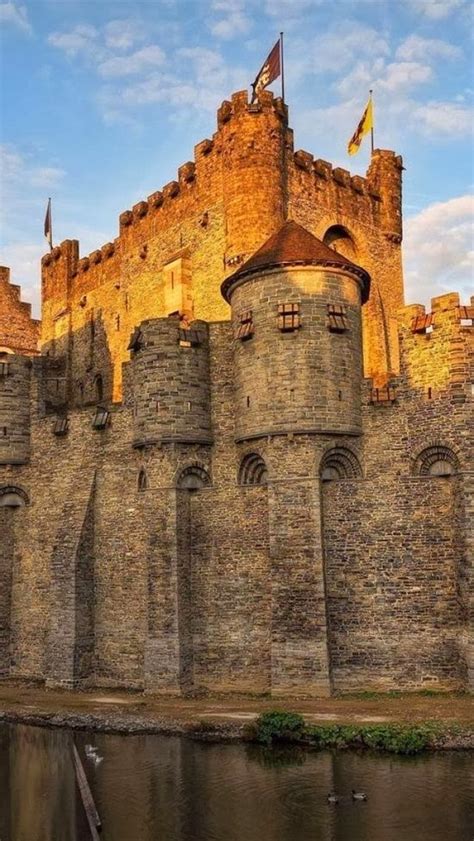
1, 0, 472, 317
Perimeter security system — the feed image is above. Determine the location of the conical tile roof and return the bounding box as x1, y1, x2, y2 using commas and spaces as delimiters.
221, 220, 370, 303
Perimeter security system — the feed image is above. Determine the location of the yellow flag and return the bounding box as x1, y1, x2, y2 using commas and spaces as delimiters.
347, 98, 373, 156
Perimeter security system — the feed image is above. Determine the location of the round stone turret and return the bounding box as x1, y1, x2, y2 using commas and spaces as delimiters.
130, 317, 212, 448
0, 354, 31, 465
222, 220, 370, 442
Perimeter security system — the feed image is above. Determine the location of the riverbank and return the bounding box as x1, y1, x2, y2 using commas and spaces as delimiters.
0, 680, 472, 750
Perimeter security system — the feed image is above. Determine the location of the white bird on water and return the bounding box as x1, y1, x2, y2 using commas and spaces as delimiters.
85, 745, 103, 765
352, 789, 367, 801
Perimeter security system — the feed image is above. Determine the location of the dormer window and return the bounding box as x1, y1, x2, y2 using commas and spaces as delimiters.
53, 417, 69, 437
456, 305, 474, 327
236, 310, 254, 340
278, 302, 300, 332
411, 313, 434, 334
327, 304, 348, 333
92, 407, 110, 430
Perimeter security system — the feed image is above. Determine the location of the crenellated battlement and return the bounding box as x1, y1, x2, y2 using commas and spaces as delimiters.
398, 292, 474, 329
293, 150, 381, 200
397, 292, 474, 401
0, 266, 41, 356
217, 88, 288, 128
38, 87, 406, 399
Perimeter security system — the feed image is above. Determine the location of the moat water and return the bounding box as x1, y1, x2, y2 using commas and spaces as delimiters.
0, 724, 473, 841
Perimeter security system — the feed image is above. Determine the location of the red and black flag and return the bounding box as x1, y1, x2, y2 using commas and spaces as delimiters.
44, 197, 53, 251
251, 38, 281, 102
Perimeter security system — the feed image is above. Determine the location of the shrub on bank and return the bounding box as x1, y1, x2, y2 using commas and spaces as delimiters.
254, 711, 306, 745
254, 713, 440, 754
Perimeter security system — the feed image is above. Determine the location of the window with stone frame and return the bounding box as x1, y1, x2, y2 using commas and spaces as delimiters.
53, 417, 69, 437
414, 445, 459, 477
236, 310, 254, 341
92, 407, 110, 430
327, 303, 348, 333
278, 302, 300, 332
0, 362, 10, 378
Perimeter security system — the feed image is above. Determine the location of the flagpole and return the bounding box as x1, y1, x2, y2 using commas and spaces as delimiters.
369, 89, 374, 154
49, 197, 53, 251
280, 32, 285, 103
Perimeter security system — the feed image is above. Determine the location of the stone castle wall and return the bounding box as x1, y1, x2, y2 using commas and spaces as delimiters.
0, 288, 471, 694
40, 89, 404, 405
0, 88, 472, 697
0, 267, 40, 357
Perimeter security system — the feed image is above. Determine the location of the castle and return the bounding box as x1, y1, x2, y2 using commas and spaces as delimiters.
0, 90, 472, 696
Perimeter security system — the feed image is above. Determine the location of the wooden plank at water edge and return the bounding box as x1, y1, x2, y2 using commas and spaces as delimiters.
72, 743, 102, 839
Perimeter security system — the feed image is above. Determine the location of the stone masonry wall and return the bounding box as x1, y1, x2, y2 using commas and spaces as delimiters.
0, 356, 32, 466
230, 266, 364, 441
0, 234, 471, 694
40, 89, 404, 403
0, 509, 14, 675
323, 475, 465, 691
190, 485, 271, 693
0, 267, 40, 356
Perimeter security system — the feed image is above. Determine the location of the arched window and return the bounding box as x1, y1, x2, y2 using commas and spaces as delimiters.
320, 447, 362, 481
95, 374, 103, 402
414, 445, 459, 477
323, 225, 356, 261
138, 468, 148, 491
0, 486, 28, 508
176, 464, 211, 490
238, 453, 268, 486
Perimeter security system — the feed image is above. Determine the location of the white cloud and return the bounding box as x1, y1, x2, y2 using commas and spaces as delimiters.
0, 2, 31, 34
97, 46, 246, 122
377, 61, 433, 94
312, 24, 389, 75
407, 0, 465, 19
0, 144, 65, 187
413, 100, 473, 136
48, 24, 99, 58
264, 0, 319, 16
29, 166, 66, 188
404, 195, 474, 305
396, 34, 462, 62
0, 145, 66, 318
104, 18, 144, 51
0, 144, 66, 317
210, 0, 251, 39
98, 45, 165, 78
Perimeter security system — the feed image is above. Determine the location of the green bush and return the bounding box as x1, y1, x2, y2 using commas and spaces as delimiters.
254, 716, 438, 754
359, 724, 434, 754
255, 711, 305, 745
308, 723, 435, 754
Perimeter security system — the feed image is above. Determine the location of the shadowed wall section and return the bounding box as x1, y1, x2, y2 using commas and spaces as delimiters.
322, 474, 466, 691
0, 508, 14, 675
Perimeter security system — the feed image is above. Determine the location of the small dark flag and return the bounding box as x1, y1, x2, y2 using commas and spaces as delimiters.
44, 198, 52, 250
251, 38, 281, 102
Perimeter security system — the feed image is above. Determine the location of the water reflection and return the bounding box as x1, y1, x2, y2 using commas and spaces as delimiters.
0, 724, 472, 841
